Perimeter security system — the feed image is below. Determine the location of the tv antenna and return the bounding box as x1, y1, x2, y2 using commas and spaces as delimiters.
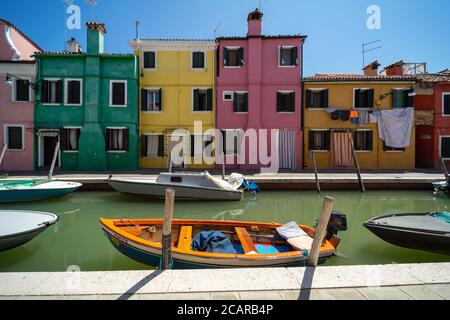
362, 40, 381, 68
213, 21, 223, 39
86, 0, 98, 20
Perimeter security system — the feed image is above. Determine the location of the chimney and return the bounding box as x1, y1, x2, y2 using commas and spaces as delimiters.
86, 22, 106, 54
383, 60, 405, 76
362, 60, 380, 76
247, 8, 263, 37
67, 38, 81, 53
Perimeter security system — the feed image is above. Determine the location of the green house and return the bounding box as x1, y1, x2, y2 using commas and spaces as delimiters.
34, 22, 138, 171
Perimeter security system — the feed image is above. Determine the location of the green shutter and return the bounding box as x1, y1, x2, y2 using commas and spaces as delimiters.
223, 47, 228, 66
233, 92, 238, 112
276, 92, 282, 112
290, 92, 295, 112
207, 89, 213, 111
292, 47, 298, 65
190, 135, 195, 157
141, 89, 147, 111
367, 131, 373, 151
367, 89, 374, 108
141, 135, 147, 157
306, 90, 312, 108
123, 129, 129, 151
444, 95, 450, 115
244, 93, 248, 112
237, 47, 244, 66
193, 89, 199, 110
392, 89, 399, 108
354, 89, 361, 108
159, 88, 163, 110
158, 135, 165, 157
322, 89, 329, 108
308, 131, 314, 150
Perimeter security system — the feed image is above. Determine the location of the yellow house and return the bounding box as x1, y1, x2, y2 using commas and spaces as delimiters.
130, 39, 216, 169
303, 65, 416, 170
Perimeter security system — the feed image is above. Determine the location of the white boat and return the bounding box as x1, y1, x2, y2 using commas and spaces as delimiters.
0, 210, 58, 252
0, 179, 82, 203
107, 172, 244, 201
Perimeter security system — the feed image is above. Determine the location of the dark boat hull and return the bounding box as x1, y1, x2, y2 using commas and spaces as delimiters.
364, 215, 450, 256
0, 226, 48, 252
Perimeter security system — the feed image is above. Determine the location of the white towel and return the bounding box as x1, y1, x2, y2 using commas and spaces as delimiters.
378, 108, 414, 149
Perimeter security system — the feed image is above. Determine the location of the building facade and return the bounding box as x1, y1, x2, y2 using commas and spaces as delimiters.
215, 9, 306, 170
415, 72, 450, 169
34, 23, 138, 171
130, 39, 216, 169
303, 62, 416, 170
0, 18, 42, 172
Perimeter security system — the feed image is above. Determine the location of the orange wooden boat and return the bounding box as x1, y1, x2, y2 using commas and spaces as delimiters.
100, 216, 346, 269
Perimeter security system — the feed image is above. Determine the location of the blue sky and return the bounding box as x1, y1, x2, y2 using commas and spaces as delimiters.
1, 0, 449, 75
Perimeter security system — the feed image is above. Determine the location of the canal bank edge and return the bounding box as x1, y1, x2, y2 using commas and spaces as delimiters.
0, 263, 449, 300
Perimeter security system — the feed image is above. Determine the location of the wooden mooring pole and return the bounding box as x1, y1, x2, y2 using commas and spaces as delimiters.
310, 150, 321, 193
349, 137, 365, 193
0, 144, 7, 169
308, 196, 335, 267
161, 188, 175, 270
441, 158, 449, 180
48, 142, 60, 180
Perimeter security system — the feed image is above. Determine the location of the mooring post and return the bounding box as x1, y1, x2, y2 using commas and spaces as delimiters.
441, 157, 449, 180
310, 150, 321, 194
161, 188, 175, 270
0, 144, 7, 169
48, 142, 60, 180
349, 136, 365, 193
308, 196, 335, 267
222, 151, 226, 180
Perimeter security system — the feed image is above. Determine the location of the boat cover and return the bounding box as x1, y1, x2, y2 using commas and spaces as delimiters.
191, 230, 237, 254
431, 212, 450, 223
276, 221, 309, 239
204, 172, 239, 192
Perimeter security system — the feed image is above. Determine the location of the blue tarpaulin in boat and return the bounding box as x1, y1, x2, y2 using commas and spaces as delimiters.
191, 231, 237, 254
431, 212, 450, 223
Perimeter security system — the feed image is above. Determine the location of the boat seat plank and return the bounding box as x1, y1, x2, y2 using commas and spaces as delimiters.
178, 226, 193, 251
235, 227, 257, 253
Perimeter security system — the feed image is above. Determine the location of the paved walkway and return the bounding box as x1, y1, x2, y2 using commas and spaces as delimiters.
1, 263, 449, 300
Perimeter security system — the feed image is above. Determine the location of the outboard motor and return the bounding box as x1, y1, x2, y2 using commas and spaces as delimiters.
326, 211, 347, 240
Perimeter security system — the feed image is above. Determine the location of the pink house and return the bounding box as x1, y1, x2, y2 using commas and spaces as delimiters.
215, 9, 306, 170
0, 18, 42, 172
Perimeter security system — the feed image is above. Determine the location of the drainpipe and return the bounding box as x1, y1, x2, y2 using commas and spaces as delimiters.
300, 37, 306, 170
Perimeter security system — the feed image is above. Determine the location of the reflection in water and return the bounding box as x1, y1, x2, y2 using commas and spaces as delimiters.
0, 190, 449, 272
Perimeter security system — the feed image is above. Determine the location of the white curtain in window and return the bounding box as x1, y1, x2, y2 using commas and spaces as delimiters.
50, 82, 56, 103
147, 136, 159, 157
69, 129, 77, 150
118, 130, 123, 150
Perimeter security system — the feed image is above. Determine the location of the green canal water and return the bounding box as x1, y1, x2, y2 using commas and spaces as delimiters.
0, 190, 449, 272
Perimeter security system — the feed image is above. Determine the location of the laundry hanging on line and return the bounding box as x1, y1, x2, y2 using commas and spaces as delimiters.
377, 107, 414, 149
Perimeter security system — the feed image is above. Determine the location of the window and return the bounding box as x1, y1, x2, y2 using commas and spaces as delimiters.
64, 79, 82, 105
383, 142, 405, 152
190, 135, 213, 157
141, 134, 164, 158
13, 79, 30, 102
192, 51, 205, 69
277, 91, 295, 112
392, 88, 413, 108
222, 130, 241, 155
193, 88, 213, 111
354, 89, 374, 109
233, 92, 248, 113
62, 128, 81, 151
106, 128, 129, 152
353, 130, 373, 151
443, 93, 450, 116
4, 126, 23, 151
141, 89, 162, 112
223, 91, 233, 101
143, 51, 156, 69
41, 79, 62, 104
110, 81, 127, 107
306, 89, 328, 109
279, 46, 298, 67
224, 47, 244, 67
309, 130, 330, 151
440, 136, 450, 159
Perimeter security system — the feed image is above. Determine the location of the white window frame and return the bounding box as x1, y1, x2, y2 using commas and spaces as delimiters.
277, 90, 295, 114
109, 80, 128, 108
442, 93, 450, 117
224, 46, 242, 69
307, 88, 327, 110
352, 88, 371, 110
278, 45, 296, 68
106, 126, 127, 153
192, 87, 212, 113
191, 50, 206, 71
309, 129, 330, 152
353, 129, 372, 153
62, 126, 82, 153
4, 124, 25, 151
64, 78, 83, 106
142, 87, 162, 113
42, 78, 62, 106
223, 91, 234, 101
142, 51, 157, 71
11, 76, 32, 103
233, 91, 249, 114
142, 133, 164, 158
440, 135, 450, 160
